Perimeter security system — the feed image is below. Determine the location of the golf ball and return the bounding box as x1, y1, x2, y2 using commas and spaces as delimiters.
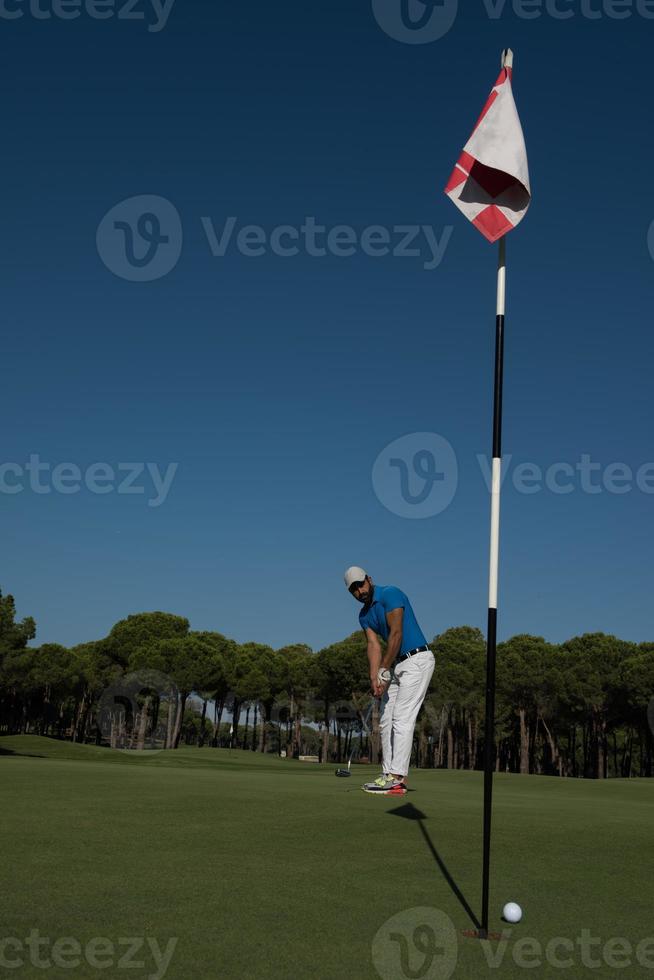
502, 902, 522, 923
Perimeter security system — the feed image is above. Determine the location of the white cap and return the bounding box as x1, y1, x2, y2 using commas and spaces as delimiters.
344, 566, 367, 589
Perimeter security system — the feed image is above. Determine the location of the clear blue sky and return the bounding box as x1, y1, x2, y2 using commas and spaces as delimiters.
2, 0, 653, 652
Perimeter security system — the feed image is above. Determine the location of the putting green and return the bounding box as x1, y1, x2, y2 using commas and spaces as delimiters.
2, 736, 653, 979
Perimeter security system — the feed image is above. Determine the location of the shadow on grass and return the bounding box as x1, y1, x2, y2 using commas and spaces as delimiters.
388, 802, 480, 931
0, 747, 45, 758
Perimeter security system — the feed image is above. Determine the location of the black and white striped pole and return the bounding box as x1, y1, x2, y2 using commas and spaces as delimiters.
443, 43, 529, 939
480, 217, 507, 939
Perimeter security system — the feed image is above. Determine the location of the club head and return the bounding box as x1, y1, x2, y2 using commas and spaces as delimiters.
335, 769, 352, 778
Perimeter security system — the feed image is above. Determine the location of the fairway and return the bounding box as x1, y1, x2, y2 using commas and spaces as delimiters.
2, 737, 654, 980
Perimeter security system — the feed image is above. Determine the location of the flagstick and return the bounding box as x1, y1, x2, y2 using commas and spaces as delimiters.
479, 231, 506, 939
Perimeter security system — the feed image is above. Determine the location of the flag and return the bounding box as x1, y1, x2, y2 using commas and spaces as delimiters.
445, 53, 530, 243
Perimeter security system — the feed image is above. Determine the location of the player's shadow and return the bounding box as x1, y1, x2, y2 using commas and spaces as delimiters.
388, 802, 481, 930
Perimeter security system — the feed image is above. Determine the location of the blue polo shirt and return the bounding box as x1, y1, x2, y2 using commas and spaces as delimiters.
359, 584, 427, 655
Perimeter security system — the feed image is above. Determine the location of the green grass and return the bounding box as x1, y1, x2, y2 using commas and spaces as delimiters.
2, 736, 654, 979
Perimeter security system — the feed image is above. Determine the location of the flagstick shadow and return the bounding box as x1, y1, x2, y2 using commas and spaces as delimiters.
388, 802, 480, 931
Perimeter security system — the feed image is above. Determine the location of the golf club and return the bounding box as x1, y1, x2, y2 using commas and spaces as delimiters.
335, 701, 374, 777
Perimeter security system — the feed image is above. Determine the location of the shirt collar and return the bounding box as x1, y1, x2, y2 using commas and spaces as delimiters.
364, 585, 381, 612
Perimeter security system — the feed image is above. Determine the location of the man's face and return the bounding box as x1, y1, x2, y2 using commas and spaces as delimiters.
349, 576, 373, 604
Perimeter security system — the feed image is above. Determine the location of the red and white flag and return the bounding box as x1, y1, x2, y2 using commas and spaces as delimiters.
445, 51, 530, 243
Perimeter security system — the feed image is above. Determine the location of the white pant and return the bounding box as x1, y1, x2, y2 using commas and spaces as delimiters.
380, 649, 435, 779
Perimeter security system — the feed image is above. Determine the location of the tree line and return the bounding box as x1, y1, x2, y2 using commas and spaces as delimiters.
0, 590, 652, 778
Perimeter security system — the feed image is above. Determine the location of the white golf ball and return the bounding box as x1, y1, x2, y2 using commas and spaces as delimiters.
503, 902, 522, 923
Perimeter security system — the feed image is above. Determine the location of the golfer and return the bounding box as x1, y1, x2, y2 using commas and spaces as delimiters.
344, 566, 435, 796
